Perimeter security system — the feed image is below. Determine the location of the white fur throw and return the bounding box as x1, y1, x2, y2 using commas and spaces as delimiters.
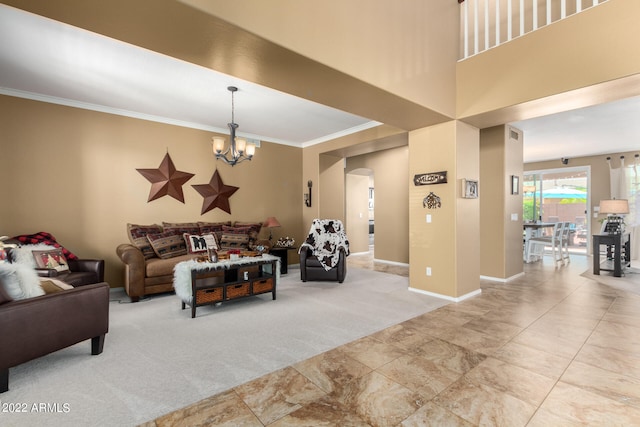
0, 262, 45, 300
173, 254, 280, 303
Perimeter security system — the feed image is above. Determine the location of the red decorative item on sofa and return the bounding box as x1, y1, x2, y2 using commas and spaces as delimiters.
12, 232, 78, 260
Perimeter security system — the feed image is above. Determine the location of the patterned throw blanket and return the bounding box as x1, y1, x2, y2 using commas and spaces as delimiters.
11, 232, 78, 260
299, 219, 349, 271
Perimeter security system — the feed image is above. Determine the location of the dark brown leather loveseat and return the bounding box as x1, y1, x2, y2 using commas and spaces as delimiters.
36, 258, 105, 287
0, 282, 110, 392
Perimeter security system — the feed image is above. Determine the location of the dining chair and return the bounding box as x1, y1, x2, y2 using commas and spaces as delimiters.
526, 222, 565, 265
560, 221, 572, 264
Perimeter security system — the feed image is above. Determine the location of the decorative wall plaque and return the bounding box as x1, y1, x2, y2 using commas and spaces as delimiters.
192, 169, 239, 215
462, 179, 479, 199
137, 152, 195, 203
413, 171, 447, 186
423, 192, 442, 209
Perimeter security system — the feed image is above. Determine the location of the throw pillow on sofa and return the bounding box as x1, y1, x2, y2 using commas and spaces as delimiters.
0, 262, 45, 300
162, 222, 200, 235
8, 243, 56, 267
183, 232, 218, 254
197, 221, 230, 243
221, 225, 259, 250
147, 230, 188, 259
32, 248, 70, 272
39, 278, 74, 294
127, 223, 162, 260
219, 233, 250, 251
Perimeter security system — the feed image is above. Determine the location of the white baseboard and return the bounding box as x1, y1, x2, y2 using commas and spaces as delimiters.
408, 287, 481, 302
373, 258, 410, 267
480, 272, 526, 283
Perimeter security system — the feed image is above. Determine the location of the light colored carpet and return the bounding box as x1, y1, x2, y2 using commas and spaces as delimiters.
4, 266, 448, 427
581, 265, 640, 296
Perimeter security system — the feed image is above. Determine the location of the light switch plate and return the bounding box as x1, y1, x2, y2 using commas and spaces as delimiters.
426, 214, 432, 223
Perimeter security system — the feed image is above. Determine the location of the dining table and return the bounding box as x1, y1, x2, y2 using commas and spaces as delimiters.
523, 222, 556, 261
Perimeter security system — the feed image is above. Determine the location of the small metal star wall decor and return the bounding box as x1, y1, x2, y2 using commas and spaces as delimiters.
137, 153, 195, 203
192, 169, 239, 215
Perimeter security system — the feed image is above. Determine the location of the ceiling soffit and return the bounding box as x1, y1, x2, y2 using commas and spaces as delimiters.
459, 73, 640, 130
4, 0, 452, 133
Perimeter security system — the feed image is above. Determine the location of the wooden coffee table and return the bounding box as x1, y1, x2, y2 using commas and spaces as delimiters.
175, 254, 279, 318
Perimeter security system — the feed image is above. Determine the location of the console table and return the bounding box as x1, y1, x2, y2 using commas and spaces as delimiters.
174, 255, 279, 318
592, 232, 630, 277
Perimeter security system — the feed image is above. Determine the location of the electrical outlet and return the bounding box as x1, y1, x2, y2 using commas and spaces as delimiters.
426, 267, 432, 276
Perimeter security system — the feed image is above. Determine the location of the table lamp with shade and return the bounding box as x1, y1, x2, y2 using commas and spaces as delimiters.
599, 199, 629, 234
263, 217, 281, 242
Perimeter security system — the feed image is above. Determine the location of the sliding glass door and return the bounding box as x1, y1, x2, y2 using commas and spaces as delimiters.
523, 166, 590, 255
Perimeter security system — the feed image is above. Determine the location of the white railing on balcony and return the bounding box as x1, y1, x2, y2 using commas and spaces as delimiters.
459, 0, 608, 60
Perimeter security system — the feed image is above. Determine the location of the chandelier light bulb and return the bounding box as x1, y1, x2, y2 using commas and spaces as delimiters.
236, 138, 246, 154
212, 137, 225, 154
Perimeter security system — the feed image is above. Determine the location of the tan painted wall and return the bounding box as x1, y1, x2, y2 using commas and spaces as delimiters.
457, 0, 640, 122
455, 121, 481, 296
479, 127, 506, 277
345, 174, 370, 254
409, 121, 480, 298
180, 0, 459, 118
318, 154, 346, 221
480, 126, 524, 279
0, 95, 303, 286
505, 127, 525, 278
346, 146, 410, 263
301, 125, 407, 237
525, 150, 638, 248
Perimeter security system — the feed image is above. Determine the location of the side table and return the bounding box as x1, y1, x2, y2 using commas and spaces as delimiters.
270, 247, 294, 274
592, 232, 630, 277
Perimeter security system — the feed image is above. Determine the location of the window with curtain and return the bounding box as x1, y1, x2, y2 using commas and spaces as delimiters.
618, 156, 640, 266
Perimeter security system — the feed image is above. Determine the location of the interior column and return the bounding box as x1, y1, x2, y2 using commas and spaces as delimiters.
408, 120, 480, 300
479, 125, 524, 280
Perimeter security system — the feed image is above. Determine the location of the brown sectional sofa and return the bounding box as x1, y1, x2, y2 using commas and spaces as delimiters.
116, 221, 264, 302
0, 281, 110, 392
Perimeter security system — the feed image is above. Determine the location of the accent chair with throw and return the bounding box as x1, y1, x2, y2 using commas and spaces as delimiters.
299, 219, 349, 283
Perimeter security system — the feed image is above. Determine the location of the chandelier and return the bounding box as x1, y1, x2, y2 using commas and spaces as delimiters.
212, 86, 255, 166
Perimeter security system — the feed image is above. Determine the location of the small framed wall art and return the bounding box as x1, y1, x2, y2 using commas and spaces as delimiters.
462, 179, 479, 199
511, 175, 520, 195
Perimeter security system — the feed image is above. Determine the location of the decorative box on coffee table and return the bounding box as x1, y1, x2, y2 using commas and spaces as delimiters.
174, 254, 279, 318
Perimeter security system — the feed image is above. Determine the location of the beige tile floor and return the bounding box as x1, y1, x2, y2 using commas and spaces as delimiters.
142, 253, 640, 426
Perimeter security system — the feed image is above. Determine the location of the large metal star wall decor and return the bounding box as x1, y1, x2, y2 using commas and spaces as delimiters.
136, 153, 195, 203
192, 169, 239, 214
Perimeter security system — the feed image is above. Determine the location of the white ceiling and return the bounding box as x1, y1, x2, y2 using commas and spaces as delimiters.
513, 95, 640, 163
0, 4, 378, 148
1, 4, 638, 161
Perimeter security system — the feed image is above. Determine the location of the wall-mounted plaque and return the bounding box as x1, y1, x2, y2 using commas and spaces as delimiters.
423, 192, 442, 209
462, 179, 479, 199
413, 171, 447, 186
